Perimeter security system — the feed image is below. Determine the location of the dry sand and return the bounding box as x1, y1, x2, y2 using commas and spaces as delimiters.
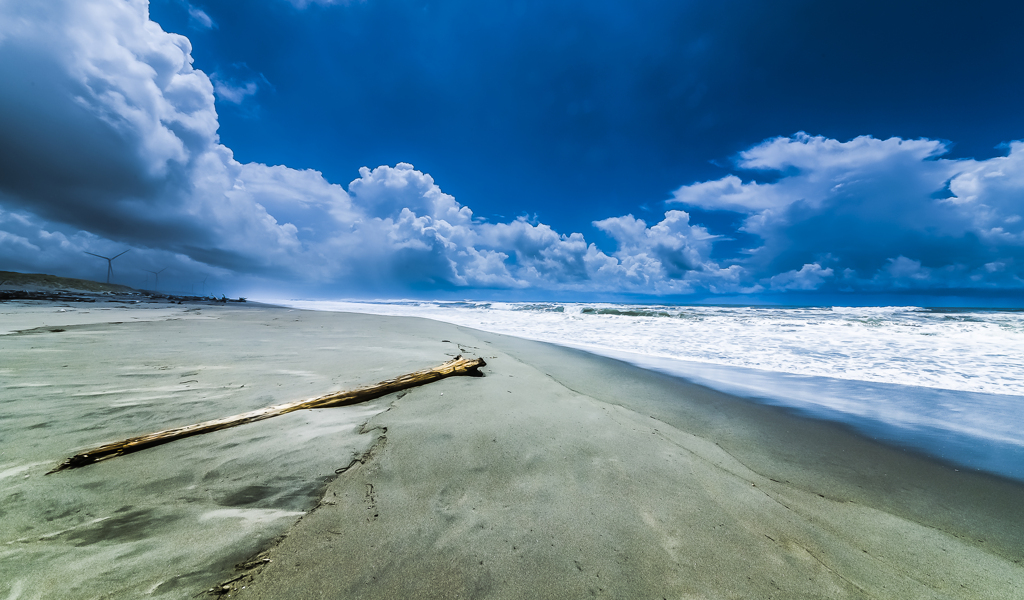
2, 301, 1022, 599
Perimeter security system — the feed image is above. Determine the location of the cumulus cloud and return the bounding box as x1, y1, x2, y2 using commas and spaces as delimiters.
1, 1, 1022, 299
337, 165, 746, 294
0, 0, 217, 226
590, 211, 742, 293
947, 141, 1024, 245
671, 175, 789, 213
768, 263, 834, 291
0, 0, 743, 297
0, 1, 333, 281
671, 133, 1024, 292
675, 134, 955, 217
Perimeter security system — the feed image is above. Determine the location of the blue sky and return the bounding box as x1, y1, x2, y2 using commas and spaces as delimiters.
1, 0, 1023, 303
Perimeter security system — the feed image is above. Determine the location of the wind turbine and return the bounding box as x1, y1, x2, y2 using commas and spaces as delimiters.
145, 267, 167, 292
84, 249, 130, 284
202, 276, 208, 295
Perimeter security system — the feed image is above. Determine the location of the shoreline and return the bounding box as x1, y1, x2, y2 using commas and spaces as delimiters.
2, 300, 1022, 598
277, 299, 1024, 484
233, 312, 1024, 599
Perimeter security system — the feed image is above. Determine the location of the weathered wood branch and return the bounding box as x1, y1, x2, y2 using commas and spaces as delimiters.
49, 355, 486, 474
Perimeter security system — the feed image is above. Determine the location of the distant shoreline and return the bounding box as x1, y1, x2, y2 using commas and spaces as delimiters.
0, 270, 249, 305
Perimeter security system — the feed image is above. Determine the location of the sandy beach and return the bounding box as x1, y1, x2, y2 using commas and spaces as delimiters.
2, 300, 1022, 599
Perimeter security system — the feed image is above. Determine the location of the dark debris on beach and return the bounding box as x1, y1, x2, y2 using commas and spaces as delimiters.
0, 289, 248, 304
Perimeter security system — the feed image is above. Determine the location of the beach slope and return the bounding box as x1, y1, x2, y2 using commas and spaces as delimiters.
1, 302, 1021, 599
232, 320, 1024, 599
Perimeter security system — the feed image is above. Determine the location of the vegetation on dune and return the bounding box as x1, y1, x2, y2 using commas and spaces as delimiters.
0, 271, 138, 293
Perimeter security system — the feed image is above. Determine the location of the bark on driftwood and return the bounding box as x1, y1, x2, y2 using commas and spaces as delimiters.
49, 355, 486, 474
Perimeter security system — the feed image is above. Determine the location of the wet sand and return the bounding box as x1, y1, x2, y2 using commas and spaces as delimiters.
2, 301, 1022, 598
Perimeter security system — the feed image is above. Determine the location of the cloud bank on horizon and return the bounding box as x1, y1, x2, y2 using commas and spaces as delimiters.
0, 0, 1021, 299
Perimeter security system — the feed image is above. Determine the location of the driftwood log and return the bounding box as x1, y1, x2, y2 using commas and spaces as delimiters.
49, 355, 486, 474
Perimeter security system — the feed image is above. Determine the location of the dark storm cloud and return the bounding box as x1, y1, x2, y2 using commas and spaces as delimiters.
0, 1, 733, 296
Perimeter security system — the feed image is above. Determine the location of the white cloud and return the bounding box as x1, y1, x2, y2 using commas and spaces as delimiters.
0, 0, 217, 201
882, 256, 930, 281
594, 211, 713, 278
946, 141, 1024, 246
187, 4, 215, 29
671, 175, 791, 212
672, 133, 954, 215
1, 2, 1021, 298
0, 0, 327, 278
670, 132, 1024, 290
348, 163, 474, 226
767, 263, 834, 291
737, 132, 946, 172
212, 78, 258, 104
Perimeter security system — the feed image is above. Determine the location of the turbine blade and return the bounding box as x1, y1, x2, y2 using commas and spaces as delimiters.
112, 249, 131, 259
84, 252, 109, 259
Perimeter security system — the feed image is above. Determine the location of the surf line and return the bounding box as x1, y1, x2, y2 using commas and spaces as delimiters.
49, 356, 486, 473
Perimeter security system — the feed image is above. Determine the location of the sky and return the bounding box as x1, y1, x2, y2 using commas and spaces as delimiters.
1, 0, 1023, 303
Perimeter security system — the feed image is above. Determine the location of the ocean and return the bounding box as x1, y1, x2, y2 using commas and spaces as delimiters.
269, 299, 1024, 482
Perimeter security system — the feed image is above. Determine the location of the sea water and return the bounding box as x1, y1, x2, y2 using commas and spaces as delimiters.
269, 300, 1024, 481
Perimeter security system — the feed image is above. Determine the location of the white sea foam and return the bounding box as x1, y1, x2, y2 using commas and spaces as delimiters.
274, 300, 1024, 395
267, 299, 1024, 479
